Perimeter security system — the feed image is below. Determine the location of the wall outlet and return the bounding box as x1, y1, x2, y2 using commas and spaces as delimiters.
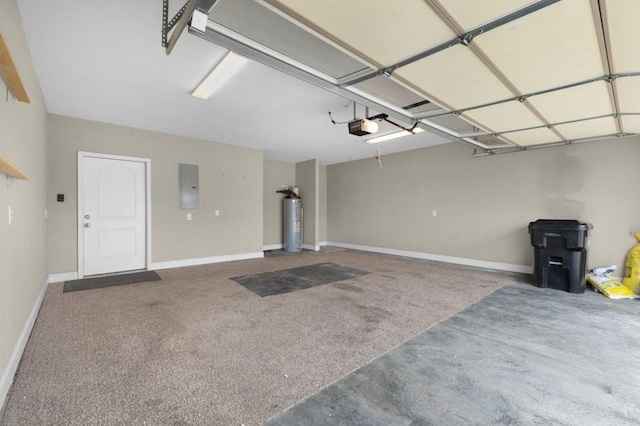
187, 213, 192, 221
214, 209, 220, 216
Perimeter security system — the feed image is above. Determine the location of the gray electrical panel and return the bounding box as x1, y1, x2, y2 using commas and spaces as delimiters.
179, 163, 199, 209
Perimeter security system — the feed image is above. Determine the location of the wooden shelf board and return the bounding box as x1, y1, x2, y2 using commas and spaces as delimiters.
0, 31, 30, 103
0, 155, 29, 180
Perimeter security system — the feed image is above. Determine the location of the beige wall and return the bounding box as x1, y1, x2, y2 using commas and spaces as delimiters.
0, 0, 48, 403
296, 159, 319, 248
47, 115, 263, 273
328, 138, 640, 270
263, 159, 295, 247
319, 165, 327, 243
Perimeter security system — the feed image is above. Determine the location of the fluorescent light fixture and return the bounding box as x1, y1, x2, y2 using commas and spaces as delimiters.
192, 51, 248, 99
366, 127, 425, 144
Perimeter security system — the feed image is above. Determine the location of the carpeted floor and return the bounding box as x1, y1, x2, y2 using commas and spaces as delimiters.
0, 249, 521, 425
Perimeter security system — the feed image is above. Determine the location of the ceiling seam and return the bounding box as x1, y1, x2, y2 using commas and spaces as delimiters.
591, 0, 623, 133
590, 0, 612, 75
422, 0, 461, 34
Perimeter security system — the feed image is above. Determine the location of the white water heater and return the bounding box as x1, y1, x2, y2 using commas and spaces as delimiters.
283, 198, 302, 252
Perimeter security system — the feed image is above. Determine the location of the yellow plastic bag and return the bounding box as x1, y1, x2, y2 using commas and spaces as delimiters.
622, 232, 640, 295
588, 275, 639, 299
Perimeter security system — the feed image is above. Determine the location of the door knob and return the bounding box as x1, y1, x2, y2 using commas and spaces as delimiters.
84, 223, 91, 228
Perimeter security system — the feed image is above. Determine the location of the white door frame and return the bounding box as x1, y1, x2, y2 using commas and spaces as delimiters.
77, 151, 152, 279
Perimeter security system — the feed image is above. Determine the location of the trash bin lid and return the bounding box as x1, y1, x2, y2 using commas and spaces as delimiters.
528, 219, 593, 232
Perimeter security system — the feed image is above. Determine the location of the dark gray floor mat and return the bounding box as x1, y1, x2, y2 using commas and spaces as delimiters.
231, 262, 369, 297
266, 283, 640, 425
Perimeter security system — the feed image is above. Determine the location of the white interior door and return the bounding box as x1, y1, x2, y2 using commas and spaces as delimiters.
81, 156, 147, 276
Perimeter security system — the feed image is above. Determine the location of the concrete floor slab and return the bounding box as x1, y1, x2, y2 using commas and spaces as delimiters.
267, 283, 640, 425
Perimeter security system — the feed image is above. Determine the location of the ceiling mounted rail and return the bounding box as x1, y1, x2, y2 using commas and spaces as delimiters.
459, 112, 640, 138
181, 0, 640, 155
187, 19, 486, 151
415, 72, 640, 120
480, 132, 637, 156
195, 0, 218, 13
186, 0, 565, 153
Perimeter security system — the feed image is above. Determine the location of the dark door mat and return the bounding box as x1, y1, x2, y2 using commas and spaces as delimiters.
63, 271, 161, 293
231, 263, 368, 297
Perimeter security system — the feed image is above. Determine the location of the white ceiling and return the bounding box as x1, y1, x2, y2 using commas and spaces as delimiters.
15, 0, 450, 165
16, 0, 640, 165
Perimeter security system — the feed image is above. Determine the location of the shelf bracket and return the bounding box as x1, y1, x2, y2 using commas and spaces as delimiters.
162, 0, 199, 55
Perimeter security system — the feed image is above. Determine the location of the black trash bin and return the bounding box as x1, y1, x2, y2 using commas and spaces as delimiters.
528, 219, 593, 293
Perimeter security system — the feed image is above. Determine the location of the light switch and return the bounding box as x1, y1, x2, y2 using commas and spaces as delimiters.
432, 210, 437, 217
187, 213, 192, 221
215, 210, 220, 216
8, 205, 12, 225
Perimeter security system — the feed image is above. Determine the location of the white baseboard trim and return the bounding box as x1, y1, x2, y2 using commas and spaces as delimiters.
264, 243, 328, 252
48, 271, 78, 284
150, 251, 264, 271
49, 252, 267, 280
1, 276, 49, 412
327, 242, 533, 274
